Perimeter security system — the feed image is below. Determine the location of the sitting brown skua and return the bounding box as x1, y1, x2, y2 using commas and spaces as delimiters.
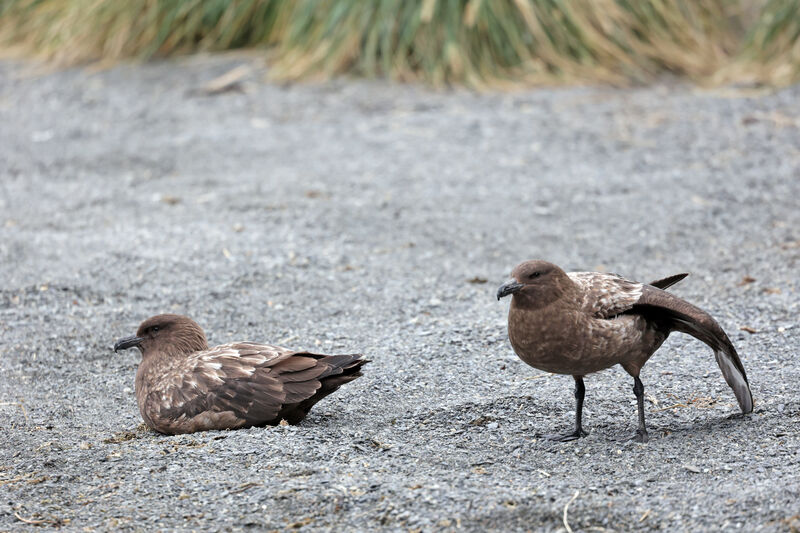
497, 260, 753, 442
114, 314, 368, 435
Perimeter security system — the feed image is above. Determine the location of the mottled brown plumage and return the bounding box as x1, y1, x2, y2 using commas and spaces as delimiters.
497, 260, 752, 442
113, 314, 368, 435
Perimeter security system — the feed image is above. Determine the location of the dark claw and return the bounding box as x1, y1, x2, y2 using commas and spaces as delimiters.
631, 429, 650, 443
544, 429, 588, 442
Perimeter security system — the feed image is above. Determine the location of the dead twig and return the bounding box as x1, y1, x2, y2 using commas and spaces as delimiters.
229, 481, 262, 494
563, 490, 579, 533
653, 402, 688, 412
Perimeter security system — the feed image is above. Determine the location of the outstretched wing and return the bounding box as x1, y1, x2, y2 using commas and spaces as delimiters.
567, 271, 690, 318
144, 343, 357, 434
568, 270, 752, 413
633, 286, 753, 413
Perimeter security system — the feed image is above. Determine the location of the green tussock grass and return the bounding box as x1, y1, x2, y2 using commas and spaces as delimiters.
726, 0, 800, 86
1, 0, 799, 87
0, 0, 283, 63
267, 0, 749, 86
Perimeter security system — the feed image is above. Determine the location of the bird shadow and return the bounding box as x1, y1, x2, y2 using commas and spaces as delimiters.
634, 412, 753, 442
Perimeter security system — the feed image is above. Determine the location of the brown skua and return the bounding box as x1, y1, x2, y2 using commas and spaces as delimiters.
497, 260, 753, 442
114, 314, 368, 435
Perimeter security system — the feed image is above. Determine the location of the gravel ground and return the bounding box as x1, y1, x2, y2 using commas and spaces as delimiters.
1, 55, 798, 532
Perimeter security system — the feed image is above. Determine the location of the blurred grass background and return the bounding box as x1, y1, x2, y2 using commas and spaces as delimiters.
0, 0, 798, 87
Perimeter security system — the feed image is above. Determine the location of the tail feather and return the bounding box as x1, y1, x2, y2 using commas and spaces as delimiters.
281, 355, 369, 424
669, 316, 753, 413
636, 286, 753, 413
714, 349, 753, 414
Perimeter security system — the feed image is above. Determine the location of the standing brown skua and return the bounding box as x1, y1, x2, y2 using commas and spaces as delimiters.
114, 314, 368, 435
497, 260, 753, 442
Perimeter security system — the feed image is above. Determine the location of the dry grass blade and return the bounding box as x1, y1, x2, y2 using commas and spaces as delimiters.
563, 489, 580, 533
194, 64, 251, 95
654, 402, 689, 412
14, 511, 49, 525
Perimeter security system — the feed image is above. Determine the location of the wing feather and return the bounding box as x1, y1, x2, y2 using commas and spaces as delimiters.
145, 343, 365, 433
565, 271, 752, 413
648, 272, 689, 290
633, 286, 753, 413
567, 271, 643, 318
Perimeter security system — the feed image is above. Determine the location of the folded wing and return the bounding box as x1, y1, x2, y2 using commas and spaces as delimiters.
146, 343, 367, 433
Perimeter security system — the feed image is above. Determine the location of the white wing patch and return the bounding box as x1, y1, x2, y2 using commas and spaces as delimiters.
568, 271, 644, 318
